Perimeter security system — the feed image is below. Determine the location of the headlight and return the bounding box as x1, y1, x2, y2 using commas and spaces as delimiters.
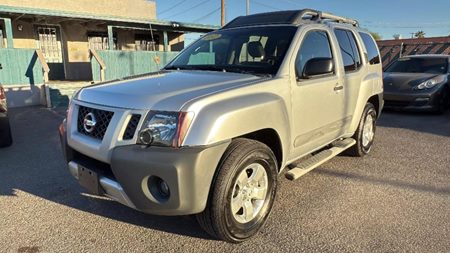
137, 111, 194, 148
415, 76, 446, 90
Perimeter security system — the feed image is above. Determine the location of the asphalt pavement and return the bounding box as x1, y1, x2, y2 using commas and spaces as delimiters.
0, 106, 449, 252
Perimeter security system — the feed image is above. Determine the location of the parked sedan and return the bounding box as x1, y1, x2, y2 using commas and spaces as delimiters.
383, 55, 450, 113
0, 84, 12, 147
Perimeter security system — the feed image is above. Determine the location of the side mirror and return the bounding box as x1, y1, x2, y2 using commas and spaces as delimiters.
298, 57, 334, 79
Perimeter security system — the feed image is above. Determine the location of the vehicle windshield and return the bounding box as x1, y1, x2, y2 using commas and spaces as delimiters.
165, 26, 297, 76
385, 57, 448, 74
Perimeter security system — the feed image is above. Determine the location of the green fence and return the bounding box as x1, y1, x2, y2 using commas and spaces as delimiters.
0, 48, 44, 85
91, 50, 179, 81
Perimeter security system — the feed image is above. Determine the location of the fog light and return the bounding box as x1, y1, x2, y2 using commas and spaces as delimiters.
159, 180, 170, 197
147, 176, 170, 203
138, 128, 154, 145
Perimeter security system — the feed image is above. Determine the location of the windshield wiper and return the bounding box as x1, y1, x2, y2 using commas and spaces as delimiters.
164, 65, 191, 70
164, 65, 226, 72
222, 67, 272, 77
165, 65, 272, 77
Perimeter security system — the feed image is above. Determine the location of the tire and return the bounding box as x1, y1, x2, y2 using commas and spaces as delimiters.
435, 88, 449, 115
345, 102, 377, 157
0, 116, 12, 148
196, 138, 278, 243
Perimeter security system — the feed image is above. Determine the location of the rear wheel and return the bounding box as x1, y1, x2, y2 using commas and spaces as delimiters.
0, 116, 12, 147
196, 138, 278, 243
345, 103, 377, 157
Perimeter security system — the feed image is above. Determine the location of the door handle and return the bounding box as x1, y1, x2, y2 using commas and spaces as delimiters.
334, 84, 343, 91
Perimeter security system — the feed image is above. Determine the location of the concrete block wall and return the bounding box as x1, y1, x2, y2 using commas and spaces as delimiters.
0, 0, 156, 21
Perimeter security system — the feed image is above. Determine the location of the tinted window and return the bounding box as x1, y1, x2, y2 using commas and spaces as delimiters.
296, 30, 333, 78
335, 29, 361, 72
385, 57, 448, 74
359, 32, 381, 65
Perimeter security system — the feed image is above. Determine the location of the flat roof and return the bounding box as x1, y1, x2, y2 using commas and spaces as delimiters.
0, 4, 219, 33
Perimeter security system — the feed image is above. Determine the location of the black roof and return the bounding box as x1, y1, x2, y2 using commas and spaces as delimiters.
223, 9, 358, 29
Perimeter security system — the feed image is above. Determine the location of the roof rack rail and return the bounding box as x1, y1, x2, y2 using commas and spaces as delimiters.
222, 9, 359, 29
313, 10, 359, 27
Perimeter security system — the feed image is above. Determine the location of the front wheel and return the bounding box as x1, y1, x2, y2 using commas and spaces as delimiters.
0, 116, 12, 148
196, 138, 278, 243
435, 88, 449, 114
345, 102, 377, 157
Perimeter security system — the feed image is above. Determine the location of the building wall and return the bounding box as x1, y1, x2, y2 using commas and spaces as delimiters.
9, 18, 184, 80
377, 36, 450, 67
0, 0, 156, 20
169, 33, 185, 51
10, 20, 37, 49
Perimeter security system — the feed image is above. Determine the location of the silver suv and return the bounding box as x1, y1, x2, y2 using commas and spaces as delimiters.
59, 9, 383, 242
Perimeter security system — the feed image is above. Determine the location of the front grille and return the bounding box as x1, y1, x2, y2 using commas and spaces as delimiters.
77, 106, 114, 140
123, 114, 141, 140
384, 100, 411, 107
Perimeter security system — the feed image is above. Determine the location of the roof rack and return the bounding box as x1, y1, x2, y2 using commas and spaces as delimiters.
222, 9, 359, 29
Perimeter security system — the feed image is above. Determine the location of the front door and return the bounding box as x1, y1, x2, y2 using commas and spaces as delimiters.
291, 29, 346, 156
37, 26, 65, 80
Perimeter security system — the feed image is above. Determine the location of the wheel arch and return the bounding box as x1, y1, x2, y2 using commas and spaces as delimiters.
239, 128, 283, 171
368, 93, 383, 119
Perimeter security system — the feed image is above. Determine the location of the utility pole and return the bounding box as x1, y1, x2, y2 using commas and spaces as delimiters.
246, 0, 250, 15
221, 0, 225, 26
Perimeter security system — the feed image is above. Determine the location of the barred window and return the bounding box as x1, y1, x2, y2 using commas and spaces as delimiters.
0, 28, 4, 48
88, 32, 117, 50
135, 34, 159, 51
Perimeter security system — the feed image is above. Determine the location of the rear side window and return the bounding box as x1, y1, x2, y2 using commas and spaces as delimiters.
359, 32, 381, 65
334, 29, 362, 72
296, 30, 333, 77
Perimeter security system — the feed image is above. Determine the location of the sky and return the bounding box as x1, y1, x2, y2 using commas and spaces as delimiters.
154, 0, 450, 42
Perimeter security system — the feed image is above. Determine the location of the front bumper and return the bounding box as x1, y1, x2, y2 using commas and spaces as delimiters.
383, 88, 443, 111
60, 126, 230, 215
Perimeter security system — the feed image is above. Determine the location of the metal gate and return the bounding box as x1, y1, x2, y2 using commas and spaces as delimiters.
37, 26, 65, 80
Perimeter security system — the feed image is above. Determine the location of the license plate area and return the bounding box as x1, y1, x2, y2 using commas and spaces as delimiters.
78, 165, 103, 195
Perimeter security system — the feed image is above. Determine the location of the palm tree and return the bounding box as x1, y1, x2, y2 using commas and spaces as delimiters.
414, 31, 426, 38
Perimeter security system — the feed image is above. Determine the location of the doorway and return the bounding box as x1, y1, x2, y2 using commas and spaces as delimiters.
36, 26, 65, 80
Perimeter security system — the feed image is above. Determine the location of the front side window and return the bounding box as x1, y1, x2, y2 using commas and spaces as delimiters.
385, 57, 448, 74
359, 32, 381, 65
334, 29, 361, 72
295, 30, 333, 78
166, 26, 297, 76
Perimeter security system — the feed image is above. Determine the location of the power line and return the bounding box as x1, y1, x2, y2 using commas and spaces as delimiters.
160, 0, 212, 19
192, 6, 221, 23
158, 0, 189, 16
363, 24, 450, 29
278, 0, 303, 7
252, 0, 283, 11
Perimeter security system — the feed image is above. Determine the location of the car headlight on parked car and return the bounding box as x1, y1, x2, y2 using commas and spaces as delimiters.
415, 75, 446, 90
137, 111, 194, 148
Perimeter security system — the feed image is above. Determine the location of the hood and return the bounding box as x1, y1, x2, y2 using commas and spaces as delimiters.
383, 72, 439, 92
75, 70, 264, 111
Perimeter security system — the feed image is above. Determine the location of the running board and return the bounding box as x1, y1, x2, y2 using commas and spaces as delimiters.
285, 138, 356, 181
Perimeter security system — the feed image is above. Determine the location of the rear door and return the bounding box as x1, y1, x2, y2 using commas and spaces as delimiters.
332, 28, 364, 131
